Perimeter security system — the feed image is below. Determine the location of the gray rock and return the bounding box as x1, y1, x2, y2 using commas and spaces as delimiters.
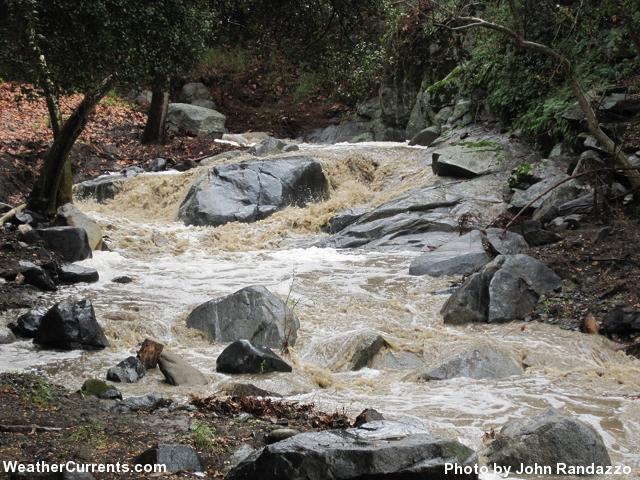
353, 408, 385, 428
178, 156, 327, 227
191, 98, 217, 110
326, 207, 369, 234
509, 174, 569, 211
9, 308, 46, 338
110, 393, 168, 413
248, 137, 287, 156
36, 226, 92, 262
135, 444, 203, 473
485, 228, 528, 255
179, 82, 210, 104
0, 326, 15, 344
507, 220, 562, 246
56, 203, 103, 250
166, 103, 226, 138
408, 126, 441, 147
305, 122, 372, 144
417, 346, 523, 381
409, 230, 490, 277
227, 444, 255, 472
148, 157, 168, 172
307, 330, 389, 372
106, 356, 146, 383
483, 410, 611, 469
265, 428, 300, 444
186, 286, 299, 349
216, 340, 292, 374
73, 174, 127, 203
441, 255, 561, 324
218, 382, 281, 398
158, 351, 207, 386
16, 260, 57, 291
226, 421, 477, 480
57, 264, 99, 284
432, 143, 505, 178
532, 181, 585, 223
33, 298, 109, 350
368, 350, 425, 371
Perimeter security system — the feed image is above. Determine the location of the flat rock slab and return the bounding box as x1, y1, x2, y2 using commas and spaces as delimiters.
178, 156, 328, 227
226, 421, 478, 480
432, 142, 506, 178
57, 264, 99, 284
409, 230, 490, 277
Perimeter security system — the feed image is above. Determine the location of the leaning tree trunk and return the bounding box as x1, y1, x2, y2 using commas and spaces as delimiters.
141, 88, 169, 144
28, 77, 113, 217
450, 14, 640, 190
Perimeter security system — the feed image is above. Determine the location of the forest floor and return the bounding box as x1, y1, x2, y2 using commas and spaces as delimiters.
0, 373, 349, 479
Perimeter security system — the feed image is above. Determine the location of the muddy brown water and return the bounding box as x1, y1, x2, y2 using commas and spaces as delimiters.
1, 142, 639, 479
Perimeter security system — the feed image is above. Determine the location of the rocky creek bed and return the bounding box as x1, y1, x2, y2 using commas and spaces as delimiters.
1, 129, 640, 479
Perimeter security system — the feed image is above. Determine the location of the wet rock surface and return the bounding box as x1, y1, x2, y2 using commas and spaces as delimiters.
216, 340, 292, 374
33, 298, 109, 350
106, 356, 146, 383
186, 286, 299, 349
226, 421, 478, 480
178, 156, 328, 227
158, 351, 208, 386
483, 409, 611, 469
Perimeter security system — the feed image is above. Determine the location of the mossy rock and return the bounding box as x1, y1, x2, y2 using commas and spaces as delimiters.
80, 378, 122, 400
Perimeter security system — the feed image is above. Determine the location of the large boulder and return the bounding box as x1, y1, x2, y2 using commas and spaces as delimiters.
179, 82, 210, 104
73, 174, 128, 203
35, 226, 92, 262
178, 156, 328, 227
327, 174, 505, 250
216, 340, 292, 374
441, 254, 561, 324
409, 230, 490, 277
226, 421, 478, 480
33, 298, 109, 350
508, 174, 569, 211
432, 142, 506, 178
56, 203, 103, 250
186, 286, 299, 349
135, 444, 203, 474
166, 103, 226, 138
483, 410, 611, 469
158, 351, 207, 386
106, 356, 146, 383
484, 228, 528, 255
416, 346, 523, 381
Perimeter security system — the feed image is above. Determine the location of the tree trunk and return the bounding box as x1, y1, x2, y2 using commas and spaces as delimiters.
28, 77, 113, 217
141, 89, 169, 144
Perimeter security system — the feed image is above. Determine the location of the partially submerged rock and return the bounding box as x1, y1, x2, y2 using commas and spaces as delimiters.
216, 340, 292, 374
483, 409, 611, 469
178, 156, 327, 227
416, 346, 523, 381
186, 286, 299, 349
57, 264, 99, 284
56, 203, 103, 250
9, 308, 47, 338
106, 356, 146, 383
33, 298, 109, 350
158, 352, 207, 386
80, 379, 122, 400
74, 174, 128, 203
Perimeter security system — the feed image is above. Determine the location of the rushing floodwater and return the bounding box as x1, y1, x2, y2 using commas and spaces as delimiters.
1, 142, 639, 479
